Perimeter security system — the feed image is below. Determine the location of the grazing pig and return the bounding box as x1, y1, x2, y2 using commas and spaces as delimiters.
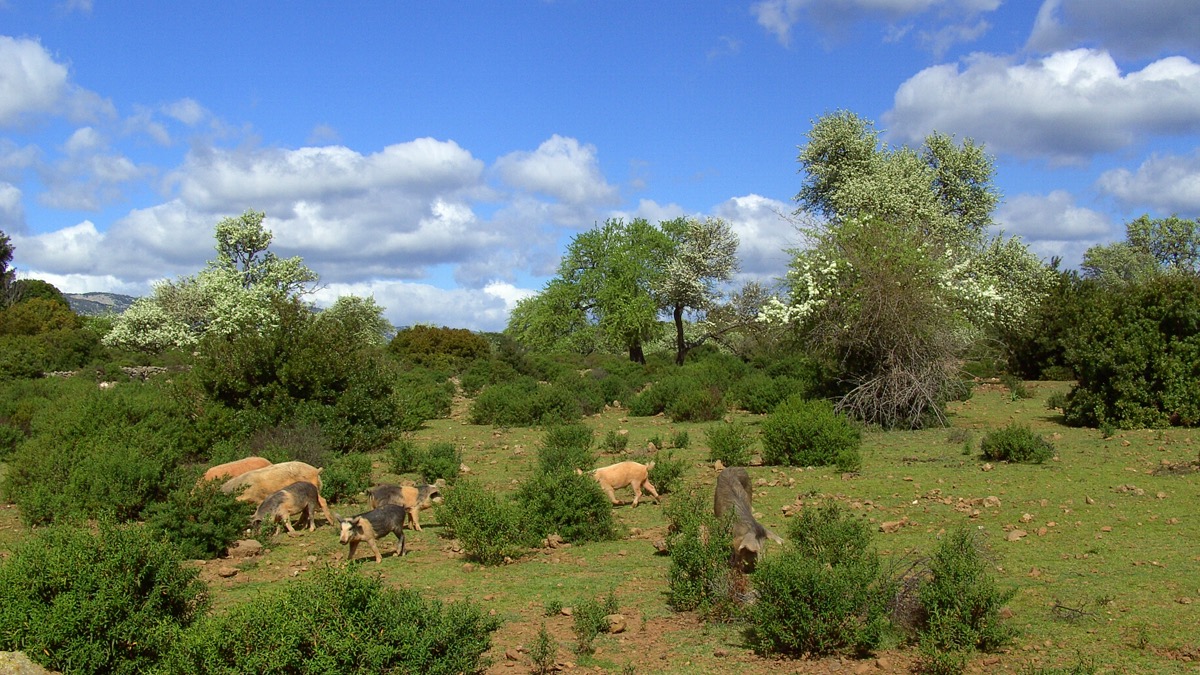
581, 460, 660, 507
201, 456, 272, 483
221, 461, 336, 527
251, 481, 321, 536
714, 466, 783, 572
338, 505, 408, 563
367, 483, 444, 531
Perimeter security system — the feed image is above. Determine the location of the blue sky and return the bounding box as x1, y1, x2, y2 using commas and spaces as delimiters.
2, 1, 1199, 330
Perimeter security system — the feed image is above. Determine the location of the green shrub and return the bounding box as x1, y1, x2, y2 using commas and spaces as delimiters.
322, 452, 374, 503
385, 436, 420, 474
516, 469, 616, 544
537, 424, 595, 474
160, 566, 500, 674
916, 527, 1016, 669
671, 429, 690, 449
627, 376, 686, 417
389, 324, 492, 366
530, 622, 558, 674
760, 396, 862, 471
418, 441, 462, 484
145, 479, 256, 560
664, 491, 742, 620
435, 478, 538, 565
647, 449, 686, 494
459, 357, 520, 396
706, 419, 754, 466
469, 377, 582, 426
392, 366, 455, 431
571, 590, 620, 655
979, 424, 1054, 464
731, 372, 810, 414
1000, 373, 1031, 400
747, 503, 895, 658
600, 429, 629, 454
0, 522, 208, 675
666, 384, 727, 422
245, 422, 331, 467
0, 422, 21, 459
1062, 275, 1200, 428
2, 381, 198, 525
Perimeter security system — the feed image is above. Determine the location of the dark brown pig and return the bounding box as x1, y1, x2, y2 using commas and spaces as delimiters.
338, 505, 408, 564
714, 466, 783, 571
367, 483, 444, 531
250, 481, 321, 536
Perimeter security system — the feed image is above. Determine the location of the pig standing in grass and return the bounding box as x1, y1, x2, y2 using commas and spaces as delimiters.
367, 483, 444, 531
338, 505, 408, 563
251, 481, 321, 536
581, 460, 660, 507
221, 461, 336, 527
714, 466, 783, 572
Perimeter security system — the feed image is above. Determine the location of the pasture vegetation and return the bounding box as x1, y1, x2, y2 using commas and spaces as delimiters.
2, 371, 1200, 673
3, 121, 1200, 673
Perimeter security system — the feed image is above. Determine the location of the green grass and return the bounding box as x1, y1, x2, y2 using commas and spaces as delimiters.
2, 381, 1199, 672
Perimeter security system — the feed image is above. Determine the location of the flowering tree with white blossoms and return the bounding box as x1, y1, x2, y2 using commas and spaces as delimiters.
762, 111, 1053, 428
104, 211, 318, 353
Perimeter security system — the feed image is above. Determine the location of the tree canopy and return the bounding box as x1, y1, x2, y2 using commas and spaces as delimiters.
1082, 214, 1200, 284
104, 211, 318, 352
762, 110, 1053, 427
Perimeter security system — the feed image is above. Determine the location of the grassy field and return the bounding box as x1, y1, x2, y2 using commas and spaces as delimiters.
2, 381, 1199, 673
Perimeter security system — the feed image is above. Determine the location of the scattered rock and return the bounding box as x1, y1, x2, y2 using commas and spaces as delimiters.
0, 651, 59, 674
1006, 529, 1027, 542
226, 539, 263, 558
981, 463, 994, 472
505, 648, 521, 661
879, 518, 908, 534
982, 496, 1001, 508
604, 614, 626, 634
217, 566, 239, 578
713, 460, 726, 472
652, 539, 668, 555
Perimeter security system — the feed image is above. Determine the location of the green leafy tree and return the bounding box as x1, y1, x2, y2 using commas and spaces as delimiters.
1082, 214, 1200, 284
761, 110, 1052, 427
103, 210, 318, 352
655, 216, 740, 364
0, 229, 15, 308
508, 218, 671, 363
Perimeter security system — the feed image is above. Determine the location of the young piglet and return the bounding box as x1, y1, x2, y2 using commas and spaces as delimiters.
338, 504, 408, 564
714, 466, 783, 572
367, 483, 444, 531
581, 460, 660, 507
250, 481, 320, 536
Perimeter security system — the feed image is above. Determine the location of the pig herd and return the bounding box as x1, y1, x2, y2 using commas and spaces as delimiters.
203, 456, 783, 569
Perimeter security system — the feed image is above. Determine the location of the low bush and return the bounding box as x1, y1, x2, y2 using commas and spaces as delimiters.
458, 357, 520, 396
671, 429, 690, 449
392, 366, 455, 431
980, 424, 1054, 464
664, 491, 741, 620
244, 422, 331, 467
160, 566, 500, 674
647, 449, 686, 494
385, 436, 420, 474
731, 372, 809, 414
530, 622, 558, 674
469, 377, 582, 426
706, 419, 755, 466
571, 590, 620, 655
760, 396, 862, 471
418, 441, 462, 484
516, 469, 616, 544
627, 376, 686, 417
145, 478, 256, 560
666, 384, 727, 422
600, 429, 629, 454
537, 424, 595, 474
746, 503, 895, 658
916, 527, 1016, 672
0, 522, 208, 675
321, 452, 374, 503
435, 478, 538, 565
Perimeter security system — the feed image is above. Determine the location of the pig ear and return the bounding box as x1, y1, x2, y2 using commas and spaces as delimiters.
738, 533, 762, 554
765, 527, 784, 545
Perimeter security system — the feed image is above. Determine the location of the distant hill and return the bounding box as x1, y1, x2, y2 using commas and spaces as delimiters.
66, 292, 138, 316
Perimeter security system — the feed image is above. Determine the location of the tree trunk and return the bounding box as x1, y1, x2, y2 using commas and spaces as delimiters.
673, 304, 688, 365
628, 341, 646, 364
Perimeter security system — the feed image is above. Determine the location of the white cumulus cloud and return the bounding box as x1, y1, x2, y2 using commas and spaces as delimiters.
885, 49, 1200, 164
1096, 151, 1200, 214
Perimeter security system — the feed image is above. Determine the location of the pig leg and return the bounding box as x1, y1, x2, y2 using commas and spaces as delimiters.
282, 513, 298, 534
631, 482, 643, 507
392, 530, 407, 557
602, 484, 621, 505
642, 479, 661, 504
318, 495, 336, 528
304, 504, 315, 531
347, 540, 360, 561
407, 506, 422, 531
368, 538, 384, 564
